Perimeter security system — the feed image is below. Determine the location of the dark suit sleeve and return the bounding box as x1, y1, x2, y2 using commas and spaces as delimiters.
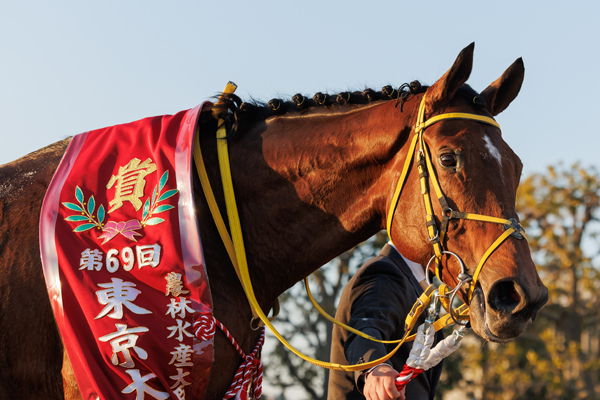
343, 257, 414, 383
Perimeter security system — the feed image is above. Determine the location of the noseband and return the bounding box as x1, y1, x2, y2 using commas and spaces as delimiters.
386, 93, 526, 315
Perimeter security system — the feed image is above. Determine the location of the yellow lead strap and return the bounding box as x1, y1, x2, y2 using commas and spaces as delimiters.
304, 276, 436, 343
193, 132, 238, 275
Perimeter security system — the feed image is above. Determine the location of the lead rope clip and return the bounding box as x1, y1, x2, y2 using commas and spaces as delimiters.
395, 288, 470, 392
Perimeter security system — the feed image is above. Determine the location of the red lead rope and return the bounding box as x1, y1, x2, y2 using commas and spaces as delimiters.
194, 314, 265, 400
395, 365, 424, 391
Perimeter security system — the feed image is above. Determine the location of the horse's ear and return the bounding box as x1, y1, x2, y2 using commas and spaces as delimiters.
480, 58, 525, 116
426, 43, 474, 110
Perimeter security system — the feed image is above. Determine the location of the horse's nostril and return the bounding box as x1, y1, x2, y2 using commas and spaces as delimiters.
488, 280, 525, 314
509, 290, 521, 303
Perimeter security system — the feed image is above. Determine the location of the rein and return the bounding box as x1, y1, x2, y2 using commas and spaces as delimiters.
193, 83, 526, 373
193, 82, 279, 325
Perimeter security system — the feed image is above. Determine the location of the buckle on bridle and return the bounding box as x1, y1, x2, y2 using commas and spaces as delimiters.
503, 217, 525, 240
428, 231, 440, 243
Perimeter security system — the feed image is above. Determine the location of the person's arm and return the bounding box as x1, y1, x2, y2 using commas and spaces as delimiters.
343, 259, 412, 396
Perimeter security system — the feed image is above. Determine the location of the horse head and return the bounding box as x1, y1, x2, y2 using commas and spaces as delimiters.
389, 43, 548, 342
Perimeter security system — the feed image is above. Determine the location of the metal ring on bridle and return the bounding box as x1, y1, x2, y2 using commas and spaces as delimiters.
425, 251, 471, 326
448, 285, 470, 326
424, 251, 467, 286
443, 207, 453, 218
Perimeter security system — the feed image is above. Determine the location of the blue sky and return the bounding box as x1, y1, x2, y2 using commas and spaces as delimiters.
1, 0, 598, 178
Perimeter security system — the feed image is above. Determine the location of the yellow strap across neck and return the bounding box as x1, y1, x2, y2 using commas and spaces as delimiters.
193, 132, 238, 275
193, 82, 279, 324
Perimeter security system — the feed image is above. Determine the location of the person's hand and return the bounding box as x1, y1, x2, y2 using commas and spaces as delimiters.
363, 364, 405, 400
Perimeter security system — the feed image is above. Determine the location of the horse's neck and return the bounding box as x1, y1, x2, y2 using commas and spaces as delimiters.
224, 101, 416, 301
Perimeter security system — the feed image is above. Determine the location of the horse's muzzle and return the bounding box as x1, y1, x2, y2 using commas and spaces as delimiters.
470, 278, 548, 342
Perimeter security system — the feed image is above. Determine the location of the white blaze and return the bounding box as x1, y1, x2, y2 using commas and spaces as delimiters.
484, 135, 502, 168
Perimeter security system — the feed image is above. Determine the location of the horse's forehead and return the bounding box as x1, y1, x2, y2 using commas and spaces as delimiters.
467, 129, 522, 187
483, 133, 503, 168
450, 122, 511, 153
431, 123, 521, 182
468, 130, 516, 164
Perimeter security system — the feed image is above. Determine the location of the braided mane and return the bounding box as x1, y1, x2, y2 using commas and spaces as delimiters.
199, 81, 484, 138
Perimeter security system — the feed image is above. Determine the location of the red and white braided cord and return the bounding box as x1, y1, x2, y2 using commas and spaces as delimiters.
395, 364, 424, 391
194, 314, 265, 400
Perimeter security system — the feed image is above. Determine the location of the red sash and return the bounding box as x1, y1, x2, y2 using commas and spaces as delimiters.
40, 104, 213, 399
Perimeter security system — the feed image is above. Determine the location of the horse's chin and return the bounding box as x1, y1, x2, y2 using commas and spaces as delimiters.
468, 285, 532, 343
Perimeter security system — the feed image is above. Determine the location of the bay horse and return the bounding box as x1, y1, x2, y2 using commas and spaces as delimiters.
0, 43, 547, 399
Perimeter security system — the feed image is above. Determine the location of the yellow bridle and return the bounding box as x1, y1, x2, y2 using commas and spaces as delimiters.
193, 83, 526, 372
386, 93, 525, 305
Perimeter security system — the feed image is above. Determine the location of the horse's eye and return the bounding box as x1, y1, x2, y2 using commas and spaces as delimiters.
440, 153, 457, 167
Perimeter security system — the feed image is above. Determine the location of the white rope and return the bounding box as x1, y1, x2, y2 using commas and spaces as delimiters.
396, 321, 468, 390
420, 328, 465, 370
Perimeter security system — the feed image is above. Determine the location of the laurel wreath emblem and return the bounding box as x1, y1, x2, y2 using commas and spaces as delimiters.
62, 170, 178, 243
